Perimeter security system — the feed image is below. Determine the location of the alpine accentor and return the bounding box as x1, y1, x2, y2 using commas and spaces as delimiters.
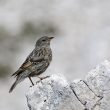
9, 36, 54, 93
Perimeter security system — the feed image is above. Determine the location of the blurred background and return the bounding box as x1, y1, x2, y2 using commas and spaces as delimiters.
1, 0, 110, 109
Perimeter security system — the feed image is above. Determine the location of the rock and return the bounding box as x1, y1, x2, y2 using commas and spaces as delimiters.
26, 74, 84, 110
26, 60, 110, 110
70, 80, 101, 109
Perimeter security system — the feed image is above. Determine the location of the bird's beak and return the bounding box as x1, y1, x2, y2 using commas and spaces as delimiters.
49, 37, 54, 40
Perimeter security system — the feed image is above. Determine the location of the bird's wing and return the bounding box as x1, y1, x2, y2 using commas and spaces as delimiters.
11, 51, 33, 77
20, 57, 32, 69
21, 48, 45, 69
11, 48, 45, 77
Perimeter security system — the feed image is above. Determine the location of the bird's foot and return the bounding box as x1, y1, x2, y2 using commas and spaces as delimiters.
30, 84, 34, 87
38, 76, 50, 80
36, 76, 50, 84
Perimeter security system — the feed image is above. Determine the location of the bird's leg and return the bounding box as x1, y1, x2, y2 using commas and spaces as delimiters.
36, 76, 50, 84
38, 76, 50, 80
28, 77, 34, 86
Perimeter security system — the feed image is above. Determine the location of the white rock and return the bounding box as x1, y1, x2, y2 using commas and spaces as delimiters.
26, 60, 110, 110
85, 60, 110, 110
26, 74, 84, 110
70, 80, 100, 109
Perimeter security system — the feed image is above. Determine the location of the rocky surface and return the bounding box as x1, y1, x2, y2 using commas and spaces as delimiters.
26, 60, 110, 110
26, 75, 84, 110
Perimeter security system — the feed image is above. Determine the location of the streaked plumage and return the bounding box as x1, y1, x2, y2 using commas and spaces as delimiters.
9, 36, 54, 93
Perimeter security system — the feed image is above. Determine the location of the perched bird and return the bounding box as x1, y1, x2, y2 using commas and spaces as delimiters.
9, 36, 54, 93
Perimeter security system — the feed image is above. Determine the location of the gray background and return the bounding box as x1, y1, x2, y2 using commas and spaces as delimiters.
0, 0, 110, 110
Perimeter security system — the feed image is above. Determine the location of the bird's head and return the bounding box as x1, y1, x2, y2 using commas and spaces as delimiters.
35, 36, 54, 47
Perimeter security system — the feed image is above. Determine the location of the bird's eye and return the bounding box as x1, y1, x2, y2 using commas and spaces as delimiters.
42, 39, 46, 41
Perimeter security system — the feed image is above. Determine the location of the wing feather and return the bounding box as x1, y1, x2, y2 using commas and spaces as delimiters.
11, 48, 45, 77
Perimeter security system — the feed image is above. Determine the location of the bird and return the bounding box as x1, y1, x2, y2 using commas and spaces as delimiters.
9, 36, 54, 93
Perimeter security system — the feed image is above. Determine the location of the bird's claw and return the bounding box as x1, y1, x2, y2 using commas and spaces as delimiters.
30, 84, 34, 87
39, 76, 50, 80
36, 76, 50, 84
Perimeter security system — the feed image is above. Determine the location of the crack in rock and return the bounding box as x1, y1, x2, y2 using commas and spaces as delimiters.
70, 85, 86, 106
91, 96, 103, 110
70, 79, 102, 110
82, 80, 102, 98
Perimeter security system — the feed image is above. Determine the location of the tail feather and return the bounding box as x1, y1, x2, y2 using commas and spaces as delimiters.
11, 69, 23, 77
9, 81, 18, 93
10, 69, 26, 93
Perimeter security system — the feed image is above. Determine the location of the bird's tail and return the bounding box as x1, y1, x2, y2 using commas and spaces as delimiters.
9, 80, 18, 93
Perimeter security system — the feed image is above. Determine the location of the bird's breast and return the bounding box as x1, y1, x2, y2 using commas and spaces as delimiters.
43, 47, 52, 61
